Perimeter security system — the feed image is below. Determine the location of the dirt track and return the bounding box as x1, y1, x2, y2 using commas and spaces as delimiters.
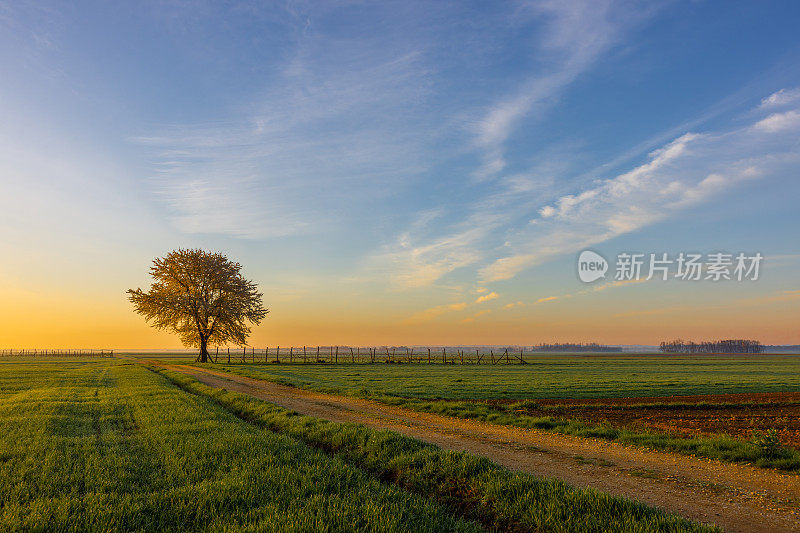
157, 364, 800, 533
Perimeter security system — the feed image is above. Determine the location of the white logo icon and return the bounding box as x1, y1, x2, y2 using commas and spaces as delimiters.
577, 250, 608, 283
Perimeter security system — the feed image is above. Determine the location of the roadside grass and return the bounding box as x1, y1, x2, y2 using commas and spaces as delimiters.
206, 363, 800, 472
0, 361, 483, 531
189, 354, 800, 400
155, 366, 720, 533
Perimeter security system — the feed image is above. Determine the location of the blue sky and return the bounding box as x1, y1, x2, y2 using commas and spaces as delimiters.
1, 1, 799, 347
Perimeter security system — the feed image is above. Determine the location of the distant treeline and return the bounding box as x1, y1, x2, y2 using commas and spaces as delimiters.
762, 345, 800, 353
659, 339, 762, 354
533, 343, 621, 353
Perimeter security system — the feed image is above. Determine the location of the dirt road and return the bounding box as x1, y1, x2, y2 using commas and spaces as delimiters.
157, 364, 800, 533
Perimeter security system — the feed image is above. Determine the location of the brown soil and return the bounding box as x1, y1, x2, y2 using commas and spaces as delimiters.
152, 363, 800, 533
533, 391, 800, 405
487, 393, 800, 449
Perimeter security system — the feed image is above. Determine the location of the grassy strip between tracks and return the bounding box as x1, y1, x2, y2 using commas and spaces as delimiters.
155, 366, 719, 533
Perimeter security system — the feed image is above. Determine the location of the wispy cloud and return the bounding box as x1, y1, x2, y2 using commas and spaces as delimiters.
586, 279, 648, 292
480, 97, 800, 281
402, 302, 467, 325
473, 0, 659, 179
403, 274, 643, 325
135, 13, 440, 239
753, 110, 800, 133
760, 88, 800, 108
531, 279, 646, 309
475, 291, 499, 304
371, 89, 800, 292
367, 212, 505, 289
462, 308, 492, 323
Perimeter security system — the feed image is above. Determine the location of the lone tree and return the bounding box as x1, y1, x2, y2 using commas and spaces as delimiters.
127, 249, 267, 362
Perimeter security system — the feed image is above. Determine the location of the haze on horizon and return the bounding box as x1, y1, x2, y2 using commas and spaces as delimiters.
1, 1, 799, 349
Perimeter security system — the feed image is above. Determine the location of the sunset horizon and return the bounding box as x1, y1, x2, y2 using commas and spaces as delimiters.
2, 3, 800, 531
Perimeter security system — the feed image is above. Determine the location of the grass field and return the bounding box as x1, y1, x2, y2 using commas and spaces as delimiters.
203, 354, 800, 471
199, 354, 800, 400
0, 360, 482, 531
0, 359, 717, 532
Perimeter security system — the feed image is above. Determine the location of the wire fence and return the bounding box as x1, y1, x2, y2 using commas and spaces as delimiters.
0, 349, 113, 357
203, 346, 539, 364
0, 345, 627, 364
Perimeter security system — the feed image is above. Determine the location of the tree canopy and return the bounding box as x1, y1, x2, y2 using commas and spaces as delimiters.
127, 249, 267, 362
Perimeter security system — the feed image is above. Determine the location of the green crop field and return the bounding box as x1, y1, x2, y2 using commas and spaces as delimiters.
0, 360, 483, 531
203, 355, 800, 471
198, 354, 800, 400
0, 359, 716, 532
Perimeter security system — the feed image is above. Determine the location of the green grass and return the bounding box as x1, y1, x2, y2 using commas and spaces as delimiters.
155, 366, 719, 532
0, 360, 483, 531
0, 359, 720, 532
205, 358, 800, 472
0, 359, 107, 399
195, 354, 800, 400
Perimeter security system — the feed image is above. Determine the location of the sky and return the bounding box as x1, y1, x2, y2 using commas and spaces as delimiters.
1, 0, 799, 348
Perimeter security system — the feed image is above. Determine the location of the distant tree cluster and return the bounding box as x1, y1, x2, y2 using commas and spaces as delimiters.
659, 339, 762, 354
533, 343, 620, 353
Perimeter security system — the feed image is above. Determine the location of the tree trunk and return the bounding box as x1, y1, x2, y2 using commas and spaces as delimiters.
199, 337, 209, 363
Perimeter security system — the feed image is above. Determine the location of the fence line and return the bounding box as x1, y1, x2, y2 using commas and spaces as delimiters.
202, 345, 533, 364
0, 349, 113, 357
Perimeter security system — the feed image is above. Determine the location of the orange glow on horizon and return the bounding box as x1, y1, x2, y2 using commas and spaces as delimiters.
1, 283, 798, 348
